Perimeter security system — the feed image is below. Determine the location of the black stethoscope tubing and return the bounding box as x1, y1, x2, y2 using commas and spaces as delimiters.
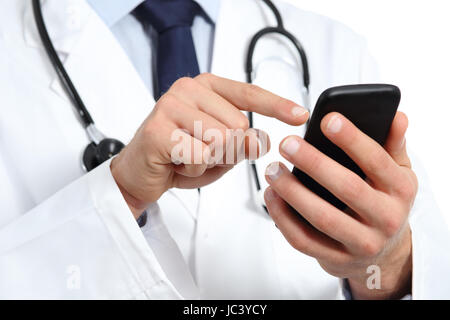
246, 0, 310, 210
32, 0, 125, 173
32, 0, 93, 126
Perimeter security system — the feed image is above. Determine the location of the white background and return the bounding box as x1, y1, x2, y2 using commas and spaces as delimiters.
284, 0, 450, 224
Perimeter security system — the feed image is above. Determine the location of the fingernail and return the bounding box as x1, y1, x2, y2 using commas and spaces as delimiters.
265, 162, 282, 181
327, 115, 342, 134
264, 187, 277, 202
292, 106, 308, 117
281, 137, 300, 156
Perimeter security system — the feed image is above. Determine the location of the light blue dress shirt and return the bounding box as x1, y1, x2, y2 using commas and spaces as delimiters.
86, 0, 220, 94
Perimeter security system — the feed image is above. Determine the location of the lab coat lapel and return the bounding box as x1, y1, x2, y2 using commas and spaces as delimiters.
211, 0, 262, 82
23, 0, 91, 55
23, 1, 200, 296
23, 0, 155, 144
27, 1, 204, 221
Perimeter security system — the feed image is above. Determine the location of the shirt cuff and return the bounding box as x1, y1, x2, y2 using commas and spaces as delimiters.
137, 210, 148, 228
341, 279, 412, 300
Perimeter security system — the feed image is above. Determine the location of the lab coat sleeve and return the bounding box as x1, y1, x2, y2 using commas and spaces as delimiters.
354, 39, 450, 299
0, 160, 184, 299
408, 152, 450, 299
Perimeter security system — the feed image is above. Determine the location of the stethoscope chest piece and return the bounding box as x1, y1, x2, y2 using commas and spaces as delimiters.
82, 139, 125, 172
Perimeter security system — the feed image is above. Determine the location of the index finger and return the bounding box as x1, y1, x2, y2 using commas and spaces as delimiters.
195, 73, 309, 126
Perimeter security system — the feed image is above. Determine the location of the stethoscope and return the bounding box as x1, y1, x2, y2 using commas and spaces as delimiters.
32, 0, 125, 172
32, 0, 310, 211
246, 0, 311, 210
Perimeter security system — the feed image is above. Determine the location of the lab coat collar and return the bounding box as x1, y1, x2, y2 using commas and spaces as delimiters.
196, 0, 221, 25
23, 0, 221, 53
23, 0, 92, 54
86, 0, 143, 27
22, 0, 156, 131
86, 0, 221, 28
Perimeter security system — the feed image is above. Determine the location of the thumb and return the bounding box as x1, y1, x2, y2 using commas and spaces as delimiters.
384, 111, 411, 168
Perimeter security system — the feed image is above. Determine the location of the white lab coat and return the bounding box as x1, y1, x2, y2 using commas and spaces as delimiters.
0, 0, 449, 299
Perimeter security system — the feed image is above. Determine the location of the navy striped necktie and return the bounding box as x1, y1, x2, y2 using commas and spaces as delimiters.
133, 0, 202, 100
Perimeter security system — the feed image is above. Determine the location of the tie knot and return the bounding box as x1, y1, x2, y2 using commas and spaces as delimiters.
133, 0, 201, 33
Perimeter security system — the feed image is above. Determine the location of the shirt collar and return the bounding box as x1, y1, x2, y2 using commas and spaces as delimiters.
87, 0, 220, 27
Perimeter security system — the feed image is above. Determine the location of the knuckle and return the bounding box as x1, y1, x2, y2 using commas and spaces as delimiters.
143, 118, 159, 135
360, 237, 383, 257
399, 184, 415, 201
332, 254, 353, 267
196, 72, 213, 81
234, 115, 250, 131
311, 208, 333, 231
172, 77, 196, 91
157, 92, 177, 110
303, 151, 322, 173
144, 114, 167, 137
341, 174, 364, 201
395, 176, 417, 201
282, 182, 299, 202
267, 203, 281, 219
366, 149, 391, 176
382, 211, 404, 237
142, 122, 156, 138
154, 94, 180, 119
242, 84, 262, 106
290, 235, 311, 255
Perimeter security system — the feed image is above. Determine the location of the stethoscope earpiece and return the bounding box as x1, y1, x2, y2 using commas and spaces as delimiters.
82, 139, 125, 172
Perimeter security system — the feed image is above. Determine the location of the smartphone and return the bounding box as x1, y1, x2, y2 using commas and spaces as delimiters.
292, 84, 401, 212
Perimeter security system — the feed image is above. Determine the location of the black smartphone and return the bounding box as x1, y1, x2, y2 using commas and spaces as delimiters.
292, 84, 401, 212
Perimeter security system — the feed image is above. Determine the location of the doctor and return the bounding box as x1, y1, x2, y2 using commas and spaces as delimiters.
0, 0, 449, 300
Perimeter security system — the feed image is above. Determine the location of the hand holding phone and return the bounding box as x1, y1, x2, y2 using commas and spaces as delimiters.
264, 84, 416, 299
292, 84, 401, 211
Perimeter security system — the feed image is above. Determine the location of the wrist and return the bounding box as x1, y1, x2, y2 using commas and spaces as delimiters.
116, 182, 148, 219
110, 157, 148, 219
348, 226, 412, 300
